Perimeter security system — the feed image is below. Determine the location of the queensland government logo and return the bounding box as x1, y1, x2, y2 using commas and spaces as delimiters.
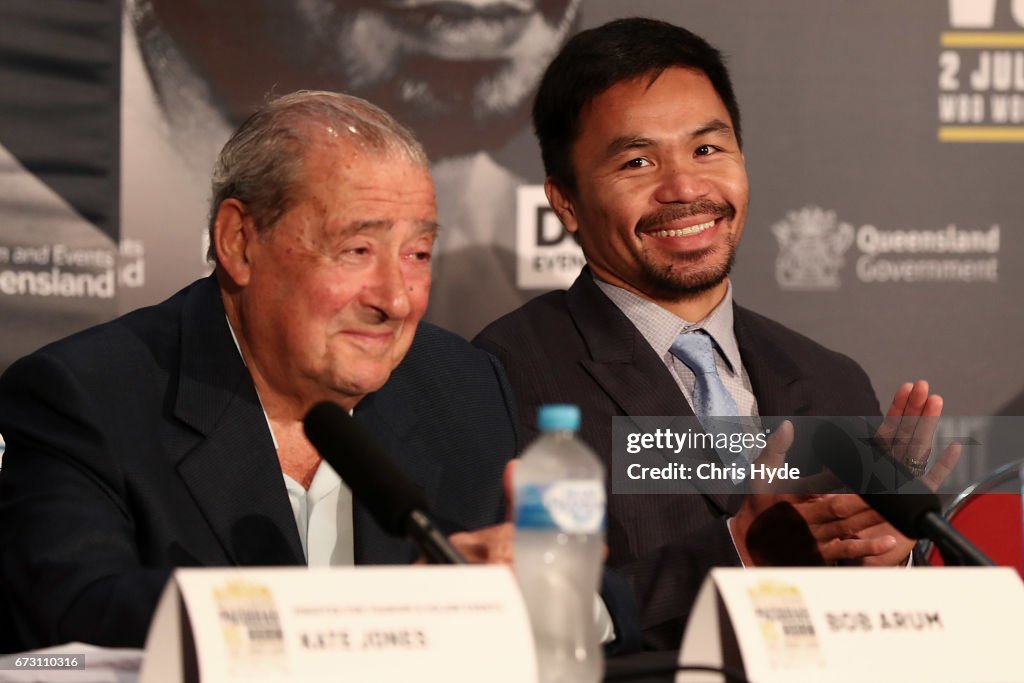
773, 206, 1000, 288
772, 207, 854, 290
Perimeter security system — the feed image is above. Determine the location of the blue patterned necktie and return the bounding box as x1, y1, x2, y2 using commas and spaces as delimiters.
669, 330, 739, 419
670, 330, 746, 470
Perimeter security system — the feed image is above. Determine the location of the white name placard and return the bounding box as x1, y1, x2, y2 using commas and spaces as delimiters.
140, 566, 536, 683
679, 567, 1024, 683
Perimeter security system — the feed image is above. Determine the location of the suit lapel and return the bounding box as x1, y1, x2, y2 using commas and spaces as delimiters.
352, 352, 436, 564
733, 304, 810, 417
169, 277, 305, 566
566, 272, 733, 512
568, 271, 694, 420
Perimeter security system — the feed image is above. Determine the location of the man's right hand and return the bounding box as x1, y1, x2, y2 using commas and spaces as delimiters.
732, 381, 962, 567
729, 420, 901, 566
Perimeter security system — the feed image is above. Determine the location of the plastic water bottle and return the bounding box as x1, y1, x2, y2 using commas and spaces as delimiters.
514, 404, 606, 683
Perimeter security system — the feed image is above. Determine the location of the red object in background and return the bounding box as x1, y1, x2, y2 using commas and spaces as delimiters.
927, 460, 1024, 578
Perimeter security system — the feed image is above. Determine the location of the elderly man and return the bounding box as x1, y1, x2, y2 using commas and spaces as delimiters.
123, 0, 583, 337
0, 91, 522, 651
475, 18, 952, 649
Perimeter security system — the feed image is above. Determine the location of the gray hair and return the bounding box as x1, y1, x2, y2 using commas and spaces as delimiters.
207, 90, 429, 263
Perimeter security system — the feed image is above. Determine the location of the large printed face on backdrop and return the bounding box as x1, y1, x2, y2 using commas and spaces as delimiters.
230, 136, 437, 407
135, 0, 580, 157
546, 67, 749, 304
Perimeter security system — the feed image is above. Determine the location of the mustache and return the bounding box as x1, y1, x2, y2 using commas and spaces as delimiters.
635, 200, 735, 234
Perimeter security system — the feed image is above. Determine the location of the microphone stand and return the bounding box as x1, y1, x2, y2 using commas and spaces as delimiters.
919, 512, 995, 567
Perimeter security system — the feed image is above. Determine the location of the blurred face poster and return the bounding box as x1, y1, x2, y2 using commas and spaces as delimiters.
1, 1, 1021, 420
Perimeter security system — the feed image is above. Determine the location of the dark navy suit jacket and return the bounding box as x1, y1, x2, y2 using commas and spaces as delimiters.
475, 269, 882, 649
0, 276, 521, 650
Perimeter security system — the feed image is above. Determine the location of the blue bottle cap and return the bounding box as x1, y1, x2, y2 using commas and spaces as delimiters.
537, 404, 581, 432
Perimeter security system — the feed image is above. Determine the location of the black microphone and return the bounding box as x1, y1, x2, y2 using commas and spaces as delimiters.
813, 419, 993, 567
303, 401, 467, 565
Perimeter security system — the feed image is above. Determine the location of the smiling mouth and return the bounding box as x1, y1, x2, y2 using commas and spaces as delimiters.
647, 219, 717, 238
376, 1, 533, 43
381, 1, 533, 20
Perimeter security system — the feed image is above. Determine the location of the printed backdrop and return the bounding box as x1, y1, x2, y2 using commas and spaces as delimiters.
2, 0, 1022, 419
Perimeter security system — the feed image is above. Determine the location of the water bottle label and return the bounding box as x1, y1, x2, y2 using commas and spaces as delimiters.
515, 481, 606, 533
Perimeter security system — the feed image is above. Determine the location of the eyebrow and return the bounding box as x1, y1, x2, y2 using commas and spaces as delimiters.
693, 119, 734, 138
602, 136, 655, 162
601, 118, 736, 161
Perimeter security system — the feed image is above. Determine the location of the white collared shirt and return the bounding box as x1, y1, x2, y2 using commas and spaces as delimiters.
226, 315, 355, 566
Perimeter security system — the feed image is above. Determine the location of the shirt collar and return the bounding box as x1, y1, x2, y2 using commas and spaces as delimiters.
225, 315, 356, 449
592, 274, 742, 373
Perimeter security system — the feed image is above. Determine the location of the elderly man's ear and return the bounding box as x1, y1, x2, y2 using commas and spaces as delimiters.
213, 198, 254, 286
